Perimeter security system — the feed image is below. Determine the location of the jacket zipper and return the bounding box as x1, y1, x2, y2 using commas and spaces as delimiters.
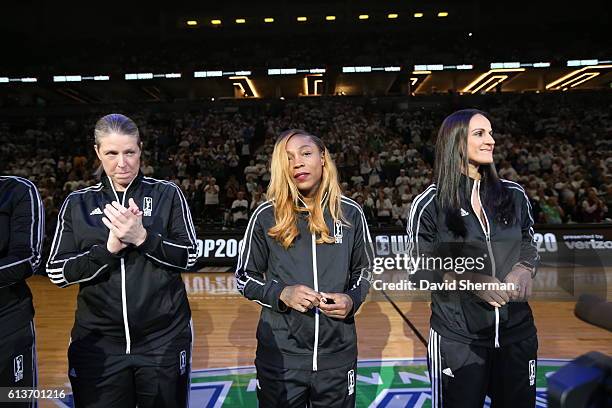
470, 180, 500, 348
120, 258, 131, 354
311, 233, 319, 371
108, 176, 135, 354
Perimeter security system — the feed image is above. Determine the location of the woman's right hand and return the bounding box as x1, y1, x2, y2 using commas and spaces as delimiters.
106, 230, 127, 254
280, 285, 322, 313
104, 200, 141, 254
472, 274, 510, 308
458, 272, 510, 308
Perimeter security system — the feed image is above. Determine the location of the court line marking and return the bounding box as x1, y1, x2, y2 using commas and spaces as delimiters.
381, 289, 428, 346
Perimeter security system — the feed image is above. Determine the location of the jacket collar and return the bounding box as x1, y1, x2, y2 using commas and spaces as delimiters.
460, 172, 479, 188
296, 190, 329, 209
101, 171, 143, 202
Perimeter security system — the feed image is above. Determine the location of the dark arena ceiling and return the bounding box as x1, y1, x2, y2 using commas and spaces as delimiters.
1, 0, 608, 42
0, 0, 609, 106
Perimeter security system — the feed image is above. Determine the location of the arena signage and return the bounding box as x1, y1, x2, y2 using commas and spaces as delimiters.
194, 225, 612, 269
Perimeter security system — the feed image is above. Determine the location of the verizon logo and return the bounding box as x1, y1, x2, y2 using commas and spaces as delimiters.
564, 239, 612, 250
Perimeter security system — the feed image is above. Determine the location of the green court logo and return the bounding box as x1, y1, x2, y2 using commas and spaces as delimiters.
55, 358, 566, 407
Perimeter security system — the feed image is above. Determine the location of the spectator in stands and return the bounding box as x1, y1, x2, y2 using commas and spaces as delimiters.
231, 191, 249, 227
540, 196, 565, 224
63, 173, 81, 192
368, 155, 382, 186
350, 172, 365, 187
245, 178, 259, 195
375, 190, 393, 226
250, 189, 267, 212
227, 148, 240, 176
204, 177, 220, 223
1, 93, 610, 230
359, 152, 371, 180
181, 176, 195, 192
399, 193, 412, 226
395, 169, 411, 195
581, 187, 607, 223
603, 185, 612, 220
498, 160, 519, 181
72, 150, 88, 177
224, 175, 240, 206
391, 198, 404, 226
244, 160, 259, 181
141, 161, 154, 177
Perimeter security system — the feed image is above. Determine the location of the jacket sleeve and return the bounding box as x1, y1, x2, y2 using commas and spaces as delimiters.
517, 189, 540, 271
0, 179, 45, 287
235, 203, 288, 312
136, 183, 198, 270
47, 196, 121, 287
406, 187, 445, 284
345, 205, 374, 319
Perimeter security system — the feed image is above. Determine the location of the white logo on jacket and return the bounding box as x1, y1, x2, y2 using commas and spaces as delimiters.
179, 350, 187, 375
460, 208, 470, 217
143, 197, 153, 217
90, 208, 103, 216
442, 367, 455, 377
14, 355, 24, 382
347, 369, 355, 395
529, 359, 536, 386
334, 220, 344, 244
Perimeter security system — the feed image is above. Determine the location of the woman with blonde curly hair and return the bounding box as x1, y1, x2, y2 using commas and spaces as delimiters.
236, 129, 374, 408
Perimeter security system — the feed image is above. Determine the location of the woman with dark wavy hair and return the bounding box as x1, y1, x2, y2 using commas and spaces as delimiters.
407, 109, 540, 407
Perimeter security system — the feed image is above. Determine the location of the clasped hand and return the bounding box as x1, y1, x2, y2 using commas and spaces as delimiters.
279, 285, 354, 320
445, 268, 532, 308
101, 198, 147, 253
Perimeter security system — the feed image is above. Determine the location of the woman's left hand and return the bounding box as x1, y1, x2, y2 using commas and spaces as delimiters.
318, 292, 354, 319
504, 264, 533, 301
102, 199, 147, 246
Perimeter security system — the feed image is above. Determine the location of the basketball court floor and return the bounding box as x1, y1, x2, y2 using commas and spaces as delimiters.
29, 265, 612, 407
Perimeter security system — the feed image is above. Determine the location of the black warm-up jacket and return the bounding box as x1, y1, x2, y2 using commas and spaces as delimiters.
46, 172, 198, 354
0, 176, 44, 335
407, 175, 540, 348
236, 194, 374, 371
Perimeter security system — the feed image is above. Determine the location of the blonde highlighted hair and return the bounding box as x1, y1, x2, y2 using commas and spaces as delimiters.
267, 129, 346, 249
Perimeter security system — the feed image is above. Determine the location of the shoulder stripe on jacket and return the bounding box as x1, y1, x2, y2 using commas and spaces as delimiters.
341, 195, 375, 289
142, 178, 197, 247
406, 184, 437, 260
235, 201, 274, 301
142, 178, 198, 269
46, 184, 104, 287
47, 196, 74, 266
501, 179, 540, 263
